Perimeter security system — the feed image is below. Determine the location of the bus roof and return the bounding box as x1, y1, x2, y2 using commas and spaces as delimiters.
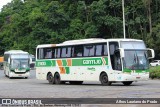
4, 50, 29, 54
37, 38, 143, 48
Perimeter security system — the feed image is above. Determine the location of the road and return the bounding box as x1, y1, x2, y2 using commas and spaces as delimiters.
0, 69, 160, 98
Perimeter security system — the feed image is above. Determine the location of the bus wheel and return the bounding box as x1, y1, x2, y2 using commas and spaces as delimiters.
47, 73, 55, 84
54, 73, 61, 84
123, 81, 133, 86
100, 73, 112, 86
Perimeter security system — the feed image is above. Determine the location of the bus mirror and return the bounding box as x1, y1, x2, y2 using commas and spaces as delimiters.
119, 48, 125, 58
8, 58, 10, 64
148, 49, 155, 59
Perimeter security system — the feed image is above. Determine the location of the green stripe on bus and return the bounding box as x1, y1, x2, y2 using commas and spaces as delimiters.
62, 60, 67, 66
65, 67, 70, 74
123, 68, 150, 73
72, 58, 105, 66
36, 57, 108, 67
36, 60, 56, 67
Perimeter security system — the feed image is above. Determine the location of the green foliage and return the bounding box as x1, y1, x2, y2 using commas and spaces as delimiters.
0, 0, 160, 58
150, 66, 160, 79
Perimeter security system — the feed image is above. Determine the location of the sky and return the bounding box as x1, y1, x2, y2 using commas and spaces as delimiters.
0, 0, 12, 10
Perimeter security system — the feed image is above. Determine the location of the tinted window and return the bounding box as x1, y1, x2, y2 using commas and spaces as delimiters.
66, 47, 72, 57
95, 45, 102, 56
56, 48, 61, 58
61, 47, 67, 58
44, 48, 52, 59
84, 45, 95, 57
104, 44, 108, 55
74, 45, 83, 57
95, 43, 108, 56
39, 48, 44, 59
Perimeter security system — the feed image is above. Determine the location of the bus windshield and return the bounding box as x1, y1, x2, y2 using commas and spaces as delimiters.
11, 59, 29, 69
123, 50, 149, 70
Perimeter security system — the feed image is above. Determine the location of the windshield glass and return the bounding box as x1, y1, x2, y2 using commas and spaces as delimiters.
121, 41, 146, 49
11, 59, 29, 69
123, 50, 149, 70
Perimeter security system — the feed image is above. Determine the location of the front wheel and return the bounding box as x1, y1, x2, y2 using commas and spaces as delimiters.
123, 81, 133, 86
100, 73, 112, 86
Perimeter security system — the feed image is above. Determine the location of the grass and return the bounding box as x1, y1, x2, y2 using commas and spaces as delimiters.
149, 66, 160, 79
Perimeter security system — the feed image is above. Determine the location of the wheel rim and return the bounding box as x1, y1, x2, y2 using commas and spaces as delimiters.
102, 76, 108, 83
48, 74, 53, 82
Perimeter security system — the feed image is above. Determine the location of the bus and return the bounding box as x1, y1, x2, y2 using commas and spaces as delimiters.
30, 54, 35, 68
36, 38, 155, 86
3, 50, 30, 79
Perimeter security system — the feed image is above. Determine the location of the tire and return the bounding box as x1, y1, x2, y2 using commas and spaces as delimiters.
54, 73, 61, 84
100, 73, 112, 86
123, 81, 133, 86
24, 77, 28, 79
47, 73, 55, 84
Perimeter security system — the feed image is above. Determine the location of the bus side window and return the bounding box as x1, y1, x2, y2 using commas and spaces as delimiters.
103, 44, 108, 56
66, 47, 71, 58
95, 44, 102, 56
52, 48, 55, 58
39, 48, 44, 59
71, 47, 75, 57
84, 45, 95, 57
44, 48, 52, 59
61, 47, 67, 58
56, 48, 61, 58
74, 45, 83, 57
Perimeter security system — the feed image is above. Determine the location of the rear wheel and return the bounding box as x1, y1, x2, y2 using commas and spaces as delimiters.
54, 73, 61, 84
100, 73, 112, 86
123, 81, 133, 86
47, 73, 55, 84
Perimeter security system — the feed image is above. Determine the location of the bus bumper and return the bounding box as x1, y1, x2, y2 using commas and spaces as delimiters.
10, 72, 30, 78
115, 73, 149, 81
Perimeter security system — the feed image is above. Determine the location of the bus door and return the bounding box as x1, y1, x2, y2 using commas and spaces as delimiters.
109, 42, 122, 71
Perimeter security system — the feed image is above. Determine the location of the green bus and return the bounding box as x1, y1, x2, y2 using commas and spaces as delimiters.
3, 50, 30, 79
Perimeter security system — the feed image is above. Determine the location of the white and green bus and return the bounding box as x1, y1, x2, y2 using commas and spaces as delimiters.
36, 38, 154, 85
3, 50, 30, 79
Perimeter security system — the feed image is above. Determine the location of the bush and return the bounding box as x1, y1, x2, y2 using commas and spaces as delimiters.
150, 66, 160, 79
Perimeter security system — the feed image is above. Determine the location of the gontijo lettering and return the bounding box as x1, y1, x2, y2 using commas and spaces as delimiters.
83, 60, 101, 65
